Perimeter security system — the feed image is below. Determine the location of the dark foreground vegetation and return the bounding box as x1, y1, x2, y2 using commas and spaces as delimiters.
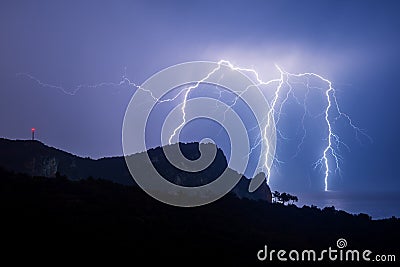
0, 167, 399, 266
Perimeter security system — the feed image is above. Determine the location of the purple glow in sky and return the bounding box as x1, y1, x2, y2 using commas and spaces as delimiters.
1, 0, 400, 195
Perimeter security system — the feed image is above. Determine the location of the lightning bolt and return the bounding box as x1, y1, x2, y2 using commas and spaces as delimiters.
167, 64, 222, 144
305, 73, 336, 192
166, 60, 370, 190
18, 60, 370, 191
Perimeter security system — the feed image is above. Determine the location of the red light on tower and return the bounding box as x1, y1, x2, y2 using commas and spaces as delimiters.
31, 128, 35, 140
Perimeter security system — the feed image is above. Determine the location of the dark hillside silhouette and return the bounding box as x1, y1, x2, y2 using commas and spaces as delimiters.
0, 138, 271, 202
0, 167, 399, 265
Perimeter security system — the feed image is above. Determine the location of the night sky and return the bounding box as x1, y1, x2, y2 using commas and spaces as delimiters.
1, 0, 400, 198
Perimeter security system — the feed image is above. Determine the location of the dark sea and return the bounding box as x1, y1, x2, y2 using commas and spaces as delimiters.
296, 191, 400, 219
